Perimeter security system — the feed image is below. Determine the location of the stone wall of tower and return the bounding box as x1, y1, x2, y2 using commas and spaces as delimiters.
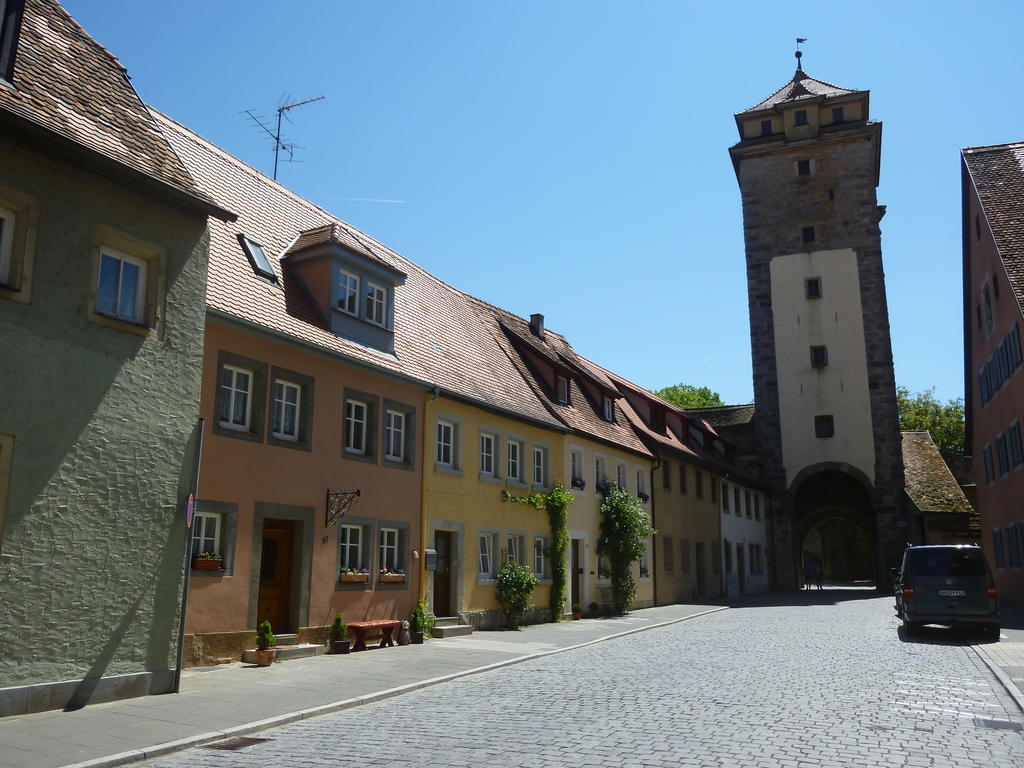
734, 125, 907, 588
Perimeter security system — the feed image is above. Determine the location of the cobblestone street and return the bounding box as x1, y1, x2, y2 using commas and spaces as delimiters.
137, 592, 1024, 768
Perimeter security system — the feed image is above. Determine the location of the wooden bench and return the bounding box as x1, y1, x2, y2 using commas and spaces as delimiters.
347, 619, 401, 651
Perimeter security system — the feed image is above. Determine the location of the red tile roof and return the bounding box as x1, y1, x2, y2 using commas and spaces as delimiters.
963, 141, 1024, 309
738, 68, 862, 115
286, 223, 407, 279
0, 0, 218, 210
901, 431, 974, 516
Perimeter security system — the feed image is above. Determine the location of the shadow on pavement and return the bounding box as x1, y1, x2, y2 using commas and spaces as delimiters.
896, 624, 997, 646
730, 586, 882, 609
997, 600, 1024, 630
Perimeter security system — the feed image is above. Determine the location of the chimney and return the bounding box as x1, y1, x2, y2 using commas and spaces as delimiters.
529, 313, 545, 340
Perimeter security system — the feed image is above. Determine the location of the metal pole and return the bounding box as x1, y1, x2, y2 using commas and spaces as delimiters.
273, 108, 283, 180
173, 418, 205, 693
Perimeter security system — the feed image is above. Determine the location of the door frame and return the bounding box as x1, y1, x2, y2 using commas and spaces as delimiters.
427, 519, 465, 617
249, 502, 315, 630
569, 530, 588, 609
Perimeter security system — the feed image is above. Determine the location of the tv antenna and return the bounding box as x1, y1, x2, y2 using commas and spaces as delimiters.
244, 93, 326, 180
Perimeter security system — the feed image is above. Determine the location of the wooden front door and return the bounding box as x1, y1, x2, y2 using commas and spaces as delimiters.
695, 542, 706, 597
257, 519, 294, 632
571, 539, 582, 607
434, 530, 453, 617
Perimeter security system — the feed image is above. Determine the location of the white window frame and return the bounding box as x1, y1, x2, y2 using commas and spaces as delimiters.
478, 532, 494, 577
0, 205, 14, 286
533, 536, 547, 578
556, 375, 569, 404
532, 446, 546, 487
345, 399, 368, 455
616, 462, 627, 490
480, 432, 496, 476
595, 455, 607, 488
96, 247, 147, 323
636, 468, 647, 499
338, 270, 360, 315
571, 448, 583, 485
219, 364, 253, 431
507, 439, 522, 482
192, 511, 222, 557
365, 280, 386, 326
384, 409, 405, 461
379, 527, 399, 571
507, 533, 525, 566
603, 396, 614, 422
437, 420, 455, 466
271, 378, 301, 441
340, 524, 363, 570
639, 541, 650, 580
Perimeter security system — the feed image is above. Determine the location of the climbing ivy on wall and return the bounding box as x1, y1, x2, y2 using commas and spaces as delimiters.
501, 481, 574, 621
597, 481, 656, 615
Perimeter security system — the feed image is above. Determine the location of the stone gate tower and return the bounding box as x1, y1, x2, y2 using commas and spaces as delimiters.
729, 59, 908, 589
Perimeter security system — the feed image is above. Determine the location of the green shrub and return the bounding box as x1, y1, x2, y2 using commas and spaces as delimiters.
410, 600, 434, 637
495, 561, 538, 629
329, 614, 347, 642
256, 620, 276, 650
597, 483, 656, 614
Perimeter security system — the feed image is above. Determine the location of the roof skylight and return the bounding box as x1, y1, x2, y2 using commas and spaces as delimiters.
238, 234, 276, 281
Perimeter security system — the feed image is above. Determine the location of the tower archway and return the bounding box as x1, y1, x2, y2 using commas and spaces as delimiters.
792, 468, 876, 587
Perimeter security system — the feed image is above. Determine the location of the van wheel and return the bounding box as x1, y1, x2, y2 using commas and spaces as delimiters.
982, 624, 1000, 640
902, 617, 918, 636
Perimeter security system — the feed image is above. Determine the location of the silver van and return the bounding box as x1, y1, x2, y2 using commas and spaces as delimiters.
894, 545, 999, 639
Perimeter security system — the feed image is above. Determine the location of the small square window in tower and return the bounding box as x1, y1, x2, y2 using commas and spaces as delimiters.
809, 345, 829, 369
802, 226, 816, 245
805, 277, 822, 299
760, 119, 772, 136
814, 415, 835, 439
797, 159, 812, 177
832, 106, 845, 124
794, 109, 808, 126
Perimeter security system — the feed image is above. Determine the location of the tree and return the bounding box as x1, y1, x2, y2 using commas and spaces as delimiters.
655, 383, 725, 409
597, 483, 656, 615
896, 386, 965, 454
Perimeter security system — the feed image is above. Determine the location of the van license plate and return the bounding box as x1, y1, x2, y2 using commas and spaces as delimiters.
938, 589, 965, 597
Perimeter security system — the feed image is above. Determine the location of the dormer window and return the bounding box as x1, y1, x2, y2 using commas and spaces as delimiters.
338, 271, 359, 315
0, 0, 25, 83
760, 119, 772, 136
365, 281, 386, 326
831, 106, 845, 123
556, 375, 569, 404
602, 395, 614, 422
238, 235, 276, 281
794, 109, 808, 126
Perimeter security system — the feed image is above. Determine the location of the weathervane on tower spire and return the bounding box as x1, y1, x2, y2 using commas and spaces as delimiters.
795, 38, 807, 71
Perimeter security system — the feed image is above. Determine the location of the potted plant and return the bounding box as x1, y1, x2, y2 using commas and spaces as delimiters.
589, 601, 601, 619
339, 567, 369, 583
192, 551, 224, 570
328, 614, 349, 654
254, 619, 276, 666
379, 567, 406, 584
571, 603, 582, 620
571, 477, 586, 490
409, 600, 433, 643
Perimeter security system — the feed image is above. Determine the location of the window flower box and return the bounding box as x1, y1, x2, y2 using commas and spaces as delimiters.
571, 477, 586, 490
339, 570, 369, 583
380, 573, 405, 584
192, 553, 223, 571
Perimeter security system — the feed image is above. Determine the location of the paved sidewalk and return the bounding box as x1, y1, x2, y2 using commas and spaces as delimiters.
0, 602, 727, 768
975, 600, 1024, 712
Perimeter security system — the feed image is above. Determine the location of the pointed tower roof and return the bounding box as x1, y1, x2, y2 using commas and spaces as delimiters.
739, 67, 862, 115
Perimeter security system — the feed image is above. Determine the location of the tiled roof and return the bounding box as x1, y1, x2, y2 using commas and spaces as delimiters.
285, 223, 407, 278
0, 0, 214, 207
901, 431, 974, 515
739, 68, 861, 115
153, 110, 563, 431
963, 141, 1024, 308
685, 404, 756, 427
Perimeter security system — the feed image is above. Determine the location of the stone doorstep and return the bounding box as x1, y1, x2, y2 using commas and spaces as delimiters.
431, 624, 474, 639
241, 644, 325, 664
274, 633, 300, 646
431, 616, 462, 628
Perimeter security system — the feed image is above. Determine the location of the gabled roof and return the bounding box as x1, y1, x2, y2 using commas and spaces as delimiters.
738, 67, 862, 115
962, 141, 1024, 308
285, 223, 407, 279
685, 404, 755, 427
901, 432, 974, 516
154, 110, 563, 431
0, 0, 227, 217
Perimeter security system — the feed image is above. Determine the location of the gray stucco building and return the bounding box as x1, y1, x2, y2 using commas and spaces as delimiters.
0, 0, 232, 714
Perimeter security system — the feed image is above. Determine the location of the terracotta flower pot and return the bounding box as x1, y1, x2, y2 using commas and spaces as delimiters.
192, 558, 223, 570
339, 573, 369, 583
379, 573, 405, 583
254, 648, 276, 667
571, 612, 582, 620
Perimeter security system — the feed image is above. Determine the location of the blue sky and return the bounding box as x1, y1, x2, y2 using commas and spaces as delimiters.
65, 1, 1024, 405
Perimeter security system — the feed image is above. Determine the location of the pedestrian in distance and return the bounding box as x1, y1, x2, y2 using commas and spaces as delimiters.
814, 562, 824, 590
803, 560, 814, 590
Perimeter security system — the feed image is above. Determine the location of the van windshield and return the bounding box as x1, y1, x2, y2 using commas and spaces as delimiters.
907, 548, 986, 578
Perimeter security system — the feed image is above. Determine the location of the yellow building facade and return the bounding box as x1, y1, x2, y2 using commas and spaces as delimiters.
422, 393, 568, 627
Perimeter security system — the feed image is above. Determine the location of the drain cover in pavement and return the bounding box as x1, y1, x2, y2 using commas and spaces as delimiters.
974, 718, 1024, 732
201, 737, 274, 750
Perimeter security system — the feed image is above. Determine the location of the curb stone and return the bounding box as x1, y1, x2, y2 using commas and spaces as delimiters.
974, 645, 1024, 714
58, 606, 729, 768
